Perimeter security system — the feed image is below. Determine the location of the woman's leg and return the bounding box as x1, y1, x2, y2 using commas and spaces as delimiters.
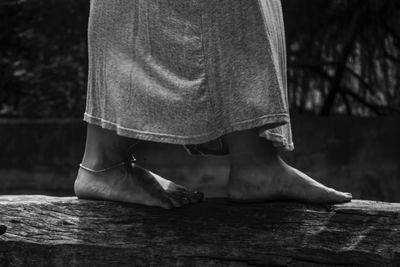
226, 128, 352, 204
74, 124, 204, 209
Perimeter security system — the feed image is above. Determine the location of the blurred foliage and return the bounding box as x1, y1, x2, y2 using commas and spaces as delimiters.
284, 0, 400, 116
0, 0, 399, 118
0, 0, 89, 118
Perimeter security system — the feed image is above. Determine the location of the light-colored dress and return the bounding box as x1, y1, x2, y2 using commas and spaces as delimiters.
84, 0, 294, 156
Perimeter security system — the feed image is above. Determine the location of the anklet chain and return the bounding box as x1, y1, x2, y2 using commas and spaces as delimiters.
79, 158, 137, 173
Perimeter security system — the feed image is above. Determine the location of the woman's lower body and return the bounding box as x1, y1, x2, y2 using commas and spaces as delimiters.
75, 0, 352, 208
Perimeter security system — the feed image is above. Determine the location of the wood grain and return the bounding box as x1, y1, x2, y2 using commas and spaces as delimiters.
0, 195, 399, 266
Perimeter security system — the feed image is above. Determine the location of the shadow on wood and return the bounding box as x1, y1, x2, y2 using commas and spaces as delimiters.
0, 195, 399, 266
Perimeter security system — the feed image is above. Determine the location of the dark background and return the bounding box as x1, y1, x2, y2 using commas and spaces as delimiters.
0, 0, 399, 201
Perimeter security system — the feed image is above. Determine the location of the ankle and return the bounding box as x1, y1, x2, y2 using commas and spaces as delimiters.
226, 129, 280, 162
230, 150, 280, 166
81, 152, 127, 170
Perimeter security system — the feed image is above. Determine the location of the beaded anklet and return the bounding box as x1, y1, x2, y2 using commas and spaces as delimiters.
79, 157, 137, 173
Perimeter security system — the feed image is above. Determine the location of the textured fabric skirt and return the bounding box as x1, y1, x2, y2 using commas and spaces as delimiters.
84, 0, 294, 156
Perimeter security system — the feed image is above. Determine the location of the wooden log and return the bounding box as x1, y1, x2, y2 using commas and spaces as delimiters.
0, 195, 399, 266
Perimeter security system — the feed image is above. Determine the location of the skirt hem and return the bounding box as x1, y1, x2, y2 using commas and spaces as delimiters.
83, 112, 294, 150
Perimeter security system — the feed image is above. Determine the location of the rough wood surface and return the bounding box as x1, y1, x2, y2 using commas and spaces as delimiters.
0, 195, 399, 266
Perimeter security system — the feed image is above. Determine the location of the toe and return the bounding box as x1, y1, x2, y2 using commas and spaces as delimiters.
344, 192, 353, 198
175, 190, 203, 204
175, 184, 190, 192
170, 187, 203, 204
168, 192, 189, 206
341, 192, 353, 201
326, 188, 352, 203
173, 200, 184, 208
168, 195, 184, 208
158, 196, 174, 209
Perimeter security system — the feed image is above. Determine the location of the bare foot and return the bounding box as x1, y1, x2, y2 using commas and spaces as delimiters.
228, 156, 352, 204
74, 162, 204, 209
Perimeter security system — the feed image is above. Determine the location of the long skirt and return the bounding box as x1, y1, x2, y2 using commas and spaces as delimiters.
84, 0, 294, 156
